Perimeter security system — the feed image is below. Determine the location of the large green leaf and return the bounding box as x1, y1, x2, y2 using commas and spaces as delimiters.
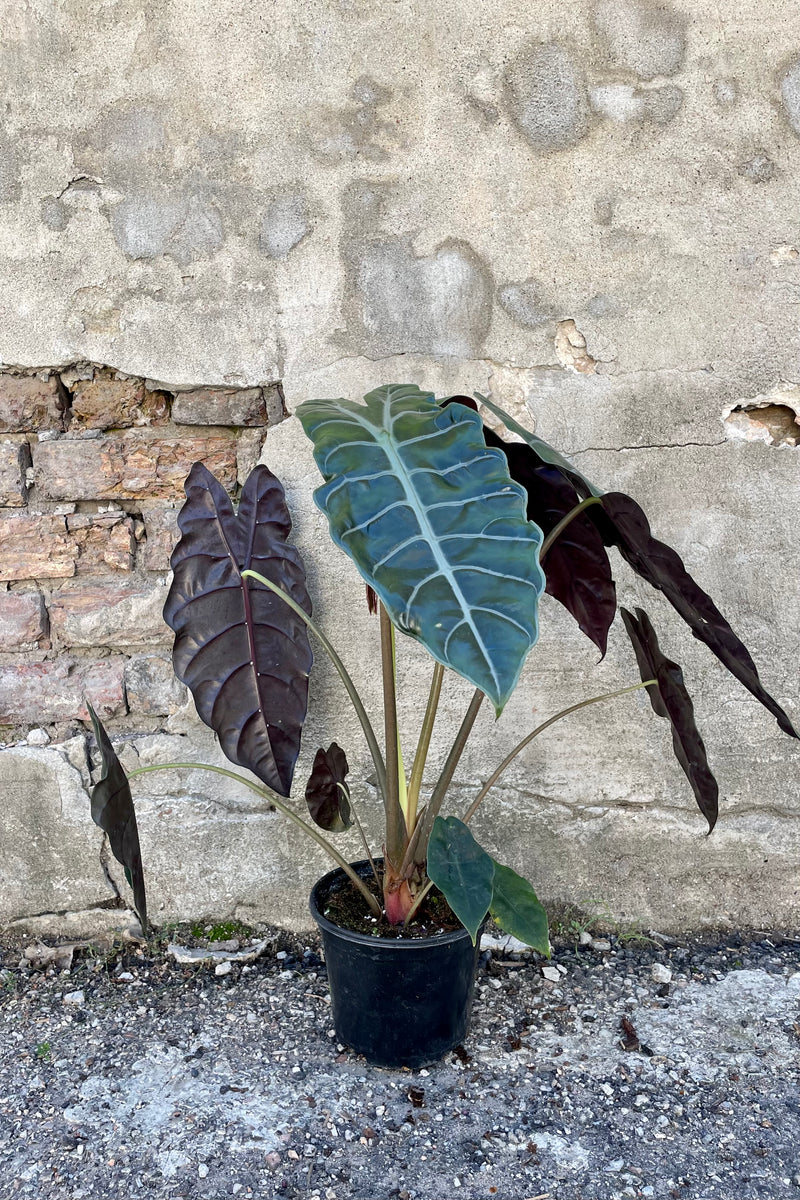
489, 861, 550, 954
427, 816, 494, 943
297, 385, 545, 713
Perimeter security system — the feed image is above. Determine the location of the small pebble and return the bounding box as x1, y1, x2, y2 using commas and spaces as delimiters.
26, 728, 50, 746
198, 1163, 209, 1178
541, 966, 561, 983
590, 938, 612, 952
215, 961, 233, 977
651, 963, 672, 985
63, 990, 85, 1006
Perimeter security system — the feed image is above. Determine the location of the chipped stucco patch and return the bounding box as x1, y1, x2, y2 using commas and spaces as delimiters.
722, 384, 800, 447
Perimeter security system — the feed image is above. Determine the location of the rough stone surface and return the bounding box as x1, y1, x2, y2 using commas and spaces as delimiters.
0, 373, 63, 432
0, 746, 111, 922
259, 190, 311, 258
32, 433, 236, 501
0, 659, 125, 726
171, 385, 268, 426
49, 580, 172, 649
0, 512, 134, 581
593, 0, 687, 79
0, 440, 30, 506
504, 42, 591, 153
140, 507, 179, 571
0, 591, 47, 651
124, 653, 186, 715
69, 370, 169, 429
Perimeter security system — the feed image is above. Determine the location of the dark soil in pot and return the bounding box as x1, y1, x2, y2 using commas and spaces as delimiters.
310, 860, 483, 1069
319, 860, 462, 939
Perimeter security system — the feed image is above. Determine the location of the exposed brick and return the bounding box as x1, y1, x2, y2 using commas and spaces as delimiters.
69, 369, 169, 430
0, 440, 30, 506
172, 385, 279, 426
237, 428, 267, 485
141, 508, 180, 571
0, 658, 126, 725
0, 591, 48, 650
0, 373, 63, 433
0, 512, 134, 582
49, 579, 171, 649
32, 431, 237, 501
124, 653, 186, 715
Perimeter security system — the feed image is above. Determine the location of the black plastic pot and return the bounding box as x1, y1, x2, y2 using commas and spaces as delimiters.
309, 861, 482, 1069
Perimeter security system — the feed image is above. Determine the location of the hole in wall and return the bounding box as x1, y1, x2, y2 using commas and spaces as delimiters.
722, 395, 800, 447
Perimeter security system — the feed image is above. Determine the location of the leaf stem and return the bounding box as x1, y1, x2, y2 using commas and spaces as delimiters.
127, 761, 382, 917
539, 495, 603, 560
401, 688, 484, 876
380, 604, 407, 866
241, 569, 387, 803
403, 878, 434, 926
339, 781, 381, 890
461, 680, 657, 824
406, 662, 444, 834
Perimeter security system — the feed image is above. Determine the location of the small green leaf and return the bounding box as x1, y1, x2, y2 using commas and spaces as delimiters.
490, 861, 550, 955
427, 816, 494, 943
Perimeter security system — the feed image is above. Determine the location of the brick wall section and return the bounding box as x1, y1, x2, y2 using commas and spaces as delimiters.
0, 365, 285, 732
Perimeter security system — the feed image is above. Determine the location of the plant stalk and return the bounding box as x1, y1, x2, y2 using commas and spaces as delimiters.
340, 781, 381, 890
127, 761, 382, 917
401, 687, 484, 876
539, 495, 603, 560
380, 604, 407, 868
403, 878, 434, 926
406, 661, 444, 833
241, 569, 387, 802
461, 679, 658, 825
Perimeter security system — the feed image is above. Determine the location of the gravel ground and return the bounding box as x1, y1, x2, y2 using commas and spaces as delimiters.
1, 924, 799, 1200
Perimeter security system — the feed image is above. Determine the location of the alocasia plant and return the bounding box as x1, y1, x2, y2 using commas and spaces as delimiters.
87, 384, 797, 950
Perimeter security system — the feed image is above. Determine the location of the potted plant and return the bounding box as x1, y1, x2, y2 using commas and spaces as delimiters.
87, 384, 797, 1068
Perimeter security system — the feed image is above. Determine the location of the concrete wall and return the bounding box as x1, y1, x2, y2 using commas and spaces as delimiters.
1, 0, 799, 935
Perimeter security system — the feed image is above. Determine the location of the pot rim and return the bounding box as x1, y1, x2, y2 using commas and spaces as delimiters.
309, 860, 477, 951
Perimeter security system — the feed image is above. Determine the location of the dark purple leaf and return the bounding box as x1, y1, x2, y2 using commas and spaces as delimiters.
305, 742, 352, 832
163, 463, 313, 798
599, 493, 797, 740
87, 704, 147, 934
365, 585, 378, 615
441, 397, 616, 655
620, 607, 719, 831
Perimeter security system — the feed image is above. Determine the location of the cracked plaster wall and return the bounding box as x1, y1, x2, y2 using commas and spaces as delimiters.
1, 0, 799, 934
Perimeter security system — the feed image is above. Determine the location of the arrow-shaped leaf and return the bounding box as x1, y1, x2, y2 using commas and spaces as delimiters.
602, 493, 797, 740
427, 816, 494, 943
163, 464, 313, 797
305, 743, 352, 832
298, 385, 545, 714
87, 704, 148, 934
440, 398, 616, 656
620, 607, 719, 831
489, 860, 550, 955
